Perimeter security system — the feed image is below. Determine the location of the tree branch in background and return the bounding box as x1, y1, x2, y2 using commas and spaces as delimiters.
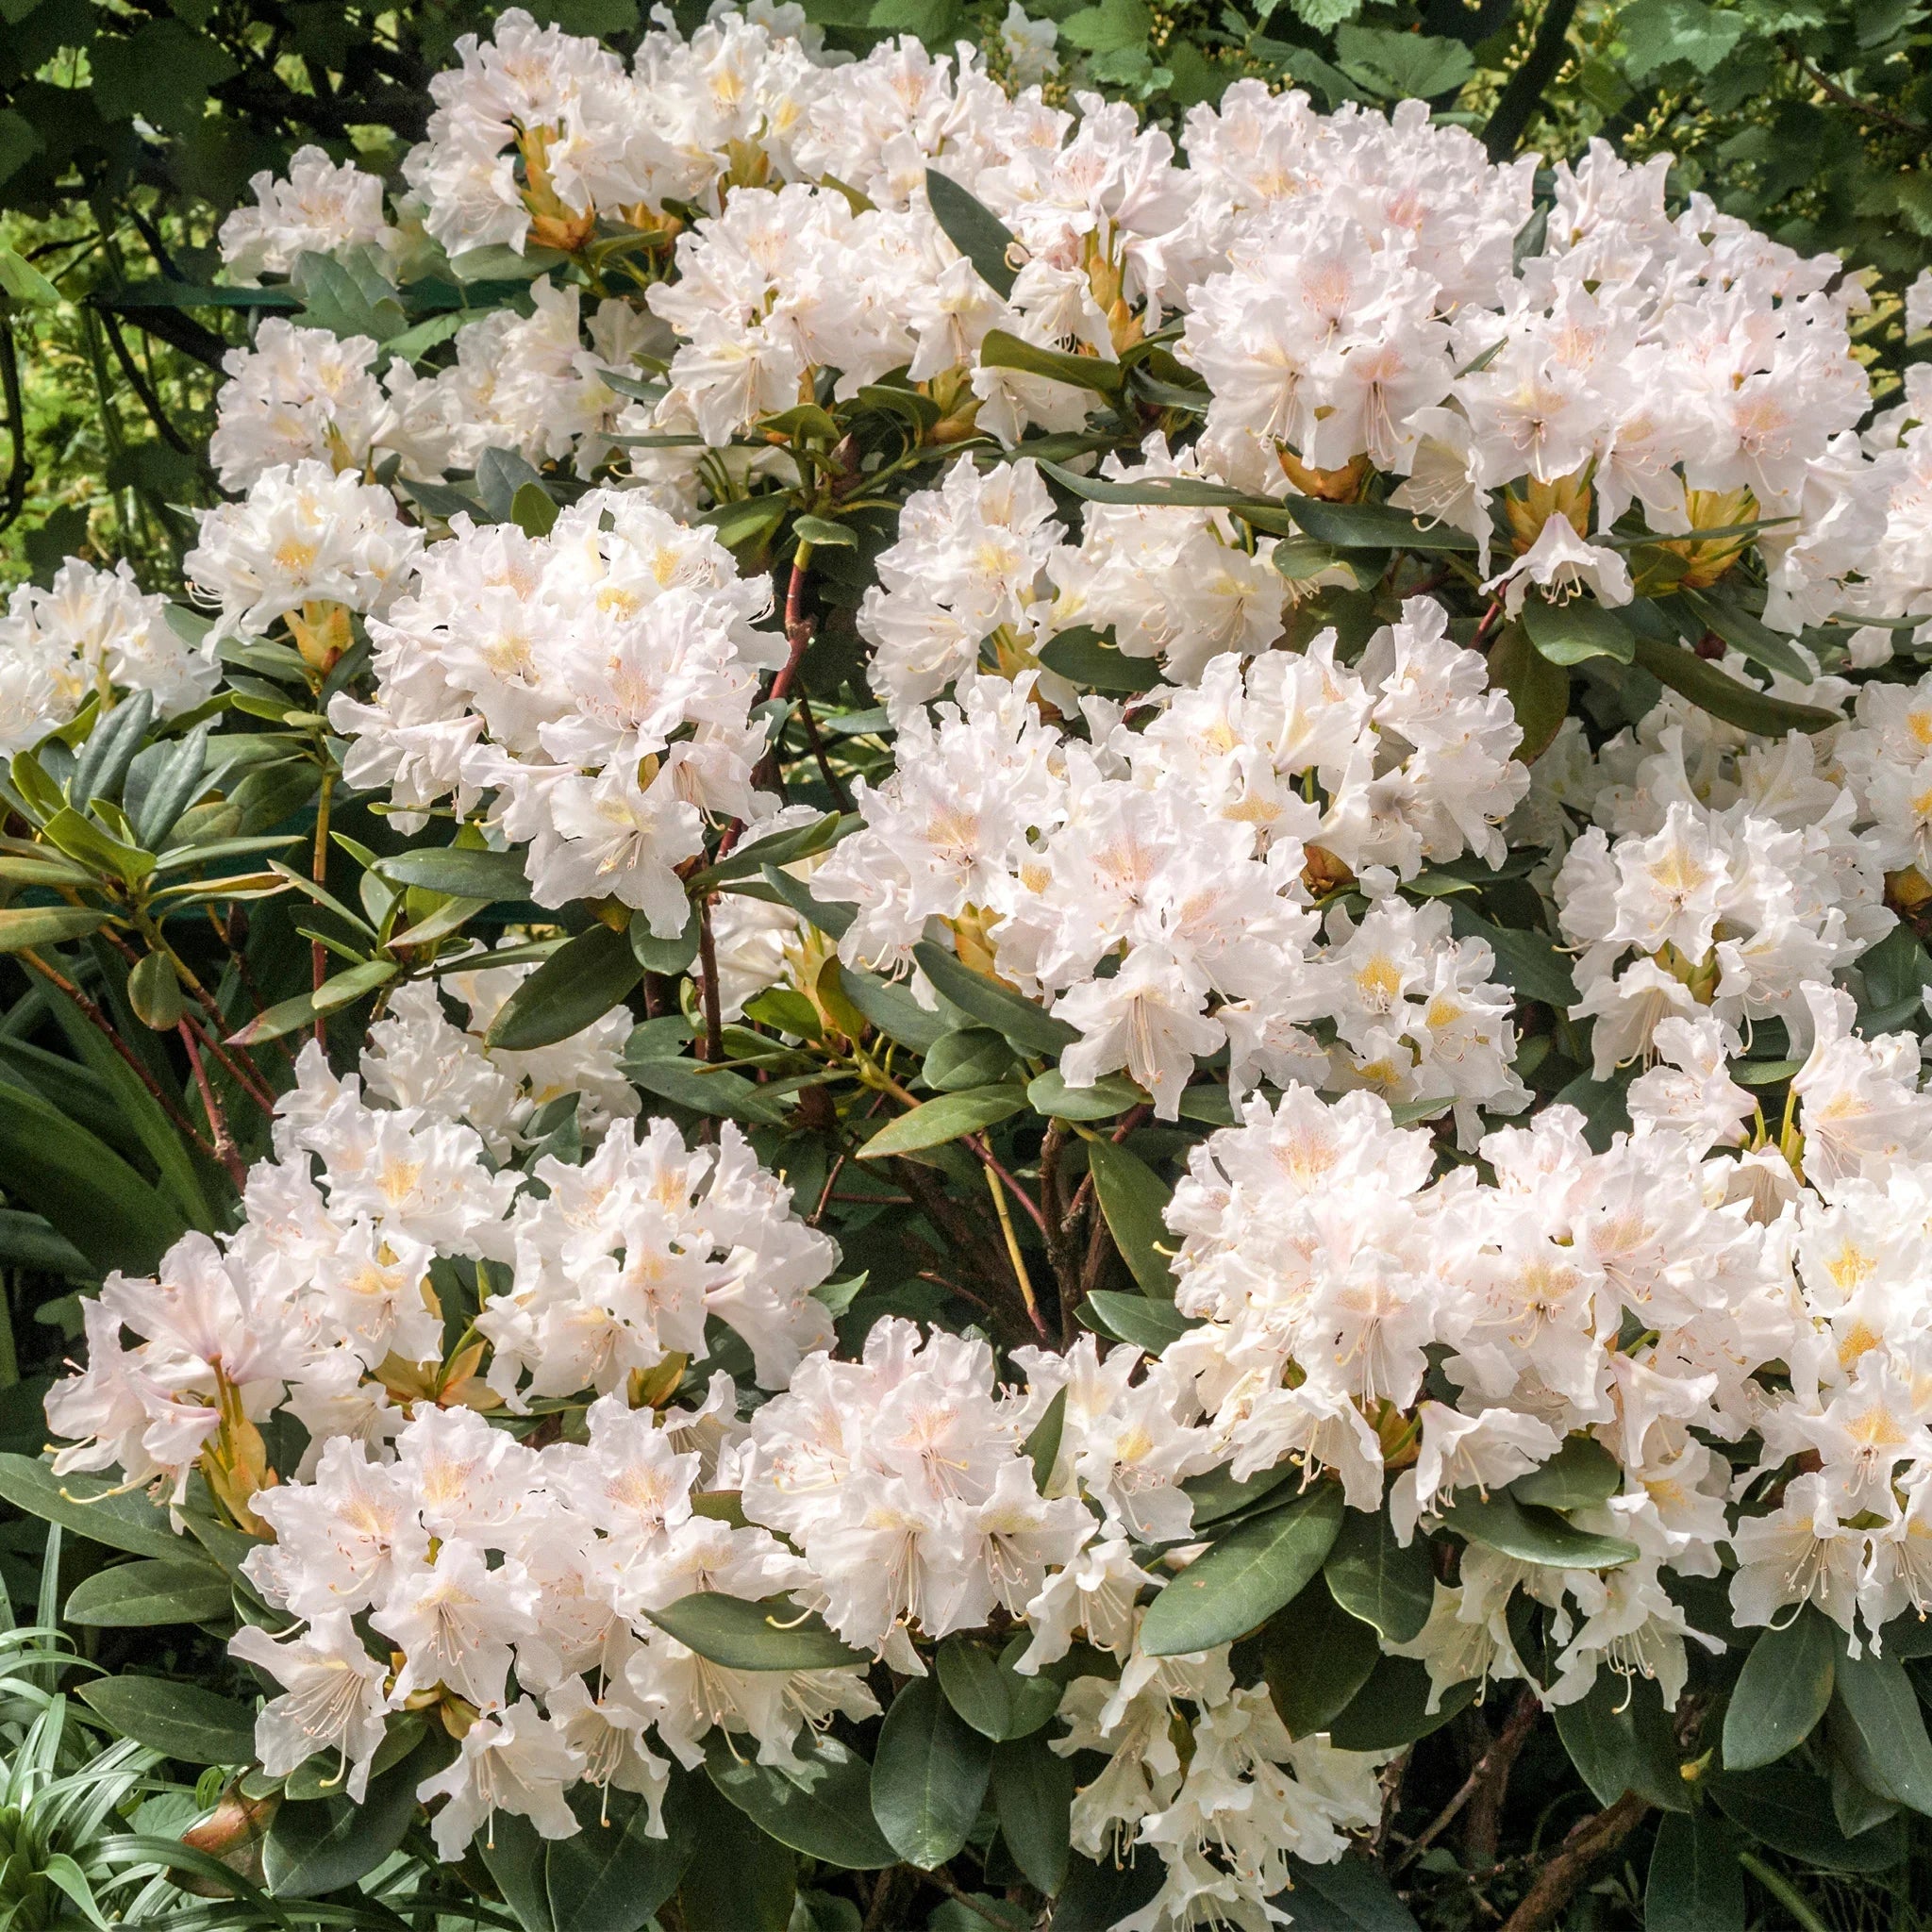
0, 317, 28, 537
1483, 0, 1581, 159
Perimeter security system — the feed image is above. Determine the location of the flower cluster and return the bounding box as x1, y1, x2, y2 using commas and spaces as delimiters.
815, 601, 1529, 1127
0, 558, 218, 754
328, 490, 781, 930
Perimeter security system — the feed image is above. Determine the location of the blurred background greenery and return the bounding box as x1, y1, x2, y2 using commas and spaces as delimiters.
0, 0, 1926, 593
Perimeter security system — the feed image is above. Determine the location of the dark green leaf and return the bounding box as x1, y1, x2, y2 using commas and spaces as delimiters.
548, 1780, 697, 1932
264, 1736, 436, 1897
1182, 1461, 1299, 1528
923, 1026, 1018, 1092
1710, 1765, 1907, 1872
1263, 1574, 1380, 1738
475, 446, 547, 524
1487, 624, 1570, 762
870, 1676, 992, 1869
1632, 634, 1840, 737
760, 866, 856, 941
677, 1777, 796, 1931
644, 1593, 864, 1671
511, 480, 560, 538
1832, 1650, 1932, 1815
379, 846, 532, 901
1522, 592, 1636, 665
1554, 1670, 1688, 1811
858, 1085, 1025, 1158
979, 328, 1123, 396
1286, 497, 1477, 553
991, 1733, 1073, 1896
1722, 1606, 1835, 1771
911, 941, 1078, 1055
1442, 1490, 1639, 1569
66, 1558, 231, 1628
1507, 1435, 1622, 1510
1646, 1810, 1743, 1932
1327, 1656, 1479, 1751
486, 924, 641, 1051
631, 903, 702, 975
840, 965, 948, 1053
1077, 1290, 1199, 1353
686, 813, 852, 894
1273, 1856, 1422, 1931
70, 689, 154, 805
704, 1732, 896, 1870
623, 1057, 792, 1127
1037, 625, 1165, 694
1680, 583, 1811, 683
1323, 1507, 1435, 1643
1026, 1068, 1145, 1119
0, 905, 108, 952
0, 1457, 188, 1561
1086, 1139, 1176, 1297
924, 169, 1019, 299
78, 1676, 256, 1765
936, 1635, 1060, 1741
1022, 1387, 1067, 1494
1140, 1483, 1344, 1657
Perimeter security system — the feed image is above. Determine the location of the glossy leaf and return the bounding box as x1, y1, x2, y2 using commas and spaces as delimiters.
1263, 1574, 1380, 1738
1722, 1607, 1835, 1771
1026, 1068, 1145, 1119
857, 1084, 1026, 1158
1632, 633, 1840, 737
1086, 1139, 1177, 1297
77, 1675, 256, 1765
65, 1558, 232, 1628
379, 845, 533, 901
1831, 1650, 1932, 1815
936, 1634, 1060, 1740
264, 1738, 436, 1897
548, 1781, 697, 1932
1140, 1483, 1344, 1656
922, 1026, 1017, 1092
1507, 1434, 1621, 1510
911, 940, 1080, 1055
1442, 1490, 1640, 1569
1327, 1656, 1479, 1751
1646, 1811, 1744, 1932
1078, 1290, 1199, 1353
643, 1592, 864, 1672
1323, 1507, 1435, 1644
870, 1675, 992, 1869
704, 1732, 896, 1870
1710, 1765, 1907, 1872
1522, 591, 1636, 665
0, 1456, 189, 1560
1036, 626, 1165, 694
486, 923, 641, 1051
924, 169, 1018, 299
991, 1733, 1074, 1896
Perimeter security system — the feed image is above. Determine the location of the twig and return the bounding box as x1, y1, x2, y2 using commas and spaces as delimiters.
794, 693, 855, 812
970, 1134, 1048, 1236
1787, 46, 1926, 135
1483, 0, 1581, 158
984, 1159, 1049, 1339
1496, 1790, 1649, 1932
924, 1872, 1011, 1929
1397, 1689, 1541, 1873
178, 1023, 246, 1188
695, 895, 725, 1144
94, 303, 199, 458
17, 949, 218, 1159
771, 548, 815, 706
310, 770, 336, 1047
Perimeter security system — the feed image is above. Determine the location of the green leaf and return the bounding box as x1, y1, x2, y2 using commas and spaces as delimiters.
548, 1781, 697, 1932
631, 903, 703, 976
1023, 1387, 1068, 1494
0, 905, 108, 952
704, 1732, 896, 1870
1323, 1507, 1435, 1644
686, 813, 852, 894
912, 940, 1079, 1055
125, 950, 185, 1031
1085, 1139, 1176, 1297
923, 1026, 1018, 1092
870, 1676, 992, 1869
1443, 906, 1577, 1012
1507, 1435, 1622, 1510
228, 958, 397, 1044
475, 447, 548, 524
290, 249, 406, 341
761, 866, 857, 941
486, 924, 641, 1051
511, 480, 560, 539
1620, 0, 1748, 77
1026, 1069, 1146, 1120
1037, 460, 1250, 510
0, 1457, 189, 1561
858, 1085, 1026, 1159
1140, 1484, 1344, 1657
979, 329, 1123, 397
791, 513, 856, 549
1287, 496, 1478, 553
991, 1733, 1073, 1897
677, 1778, 796, 1932
1646, 1810, 1744, 1932
1333, 22, 1475, 96
924, 170, 1018, 300
1709, 1766, 1907, 1873
644, 1593, 864, 1672
936, 1635, 1060, 1741
1077, 1290, 1198, 1353
1058, 0, 1150, 54
1487, 624, 1570, 762
1632, 634, 1840, 737
1831, 1650, 1932, 1815
1327, 1656, 1479, 1752
77, 1676, 256, 1765
1443, 1490, 1639, 1569
65, 1558, 231, 1628
1276, 1856, 1422, 1931
71, 689, 155, 805
379, 846, 532, 901
839, 965, 948, 1053
264, 1736, 438, 1897
0, 247, 59, 306
1678, 584, 1810, 683
0, 1075, 187, 1274
1182, 1461, 1299, 1528
1554, 1670, 1688, 1811
1263, 1574, 1380, 1738
1721, 1607, 1836, 1774
1522, 592, 1637, 665
90, 21, 239, 133
1036, 626, 1164, 694
624, 1057, 793, 1127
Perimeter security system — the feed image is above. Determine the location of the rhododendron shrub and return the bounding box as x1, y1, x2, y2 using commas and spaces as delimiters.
9, 8, 1932, 1930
